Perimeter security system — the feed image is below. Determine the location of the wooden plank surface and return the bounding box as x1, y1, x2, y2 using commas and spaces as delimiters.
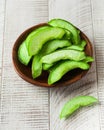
1, 0, 104, 129
0, 0, 5, 87
0, 0, 49, 130
49, 0, 100, 130
91, 0, 104, 129
0, 0, 5, 67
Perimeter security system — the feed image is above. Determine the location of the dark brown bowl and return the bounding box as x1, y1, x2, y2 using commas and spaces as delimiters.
12, 23, 93, 87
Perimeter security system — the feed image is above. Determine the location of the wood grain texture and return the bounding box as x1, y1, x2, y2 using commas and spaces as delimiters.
0, 0, 49, 130
49, 0, 100, 130
91, 0, 104, 129
0, 0, 5, 89
1, 0, 104, 129
0, 0, 5, 67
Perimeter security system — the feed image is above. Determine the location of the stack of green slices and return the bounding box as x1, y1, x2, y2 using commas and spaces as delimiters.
18, 19, 94, 85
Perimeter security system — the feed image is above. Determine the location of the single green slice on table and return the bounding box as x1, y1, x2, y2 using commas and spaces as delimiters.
60, 95, 98, 119
18, 41, 31, 65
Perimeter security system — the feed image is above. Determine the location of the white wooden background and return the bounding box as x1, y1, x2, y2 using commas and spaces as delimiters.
0, 0, 104, 130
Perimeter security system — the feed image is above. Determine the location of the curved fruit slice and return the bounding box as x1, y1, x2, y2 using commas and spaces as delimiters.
48, 19, 80, 44
18, 41, 31, 65
41, 50, 86, 64
41, 39, 71, 54
60, 95, 98, 119
48, 60, 89, 85
32, 54, 42, 78
43, 56, 94, 71
28, 27, 65, 56
26, 26, 49, 48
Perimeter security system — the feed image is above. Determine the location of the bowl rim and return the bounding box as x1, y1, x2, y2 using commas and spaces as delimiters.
12, 23, 93, 88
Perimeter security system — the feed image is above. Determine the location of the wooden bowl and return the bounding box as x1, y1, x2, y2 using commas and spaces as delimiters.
12, 23, 93, 87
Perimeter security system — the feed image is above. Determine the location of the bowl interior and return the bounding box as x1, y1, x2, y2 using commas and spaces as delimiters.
12, 23, 93, 87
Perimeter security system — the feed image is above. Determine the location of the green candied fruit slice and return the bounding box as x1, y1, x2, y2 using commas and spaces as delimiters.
26, 26, 49, 48
48, 19, 80, 44
48, 60, 89, 85
41, 49, 86, 64
32, 54, 42, 79
28, 26, 65, 56
41, 39, 72, 54
18, 41, 31, 65
60, 95, 98, 119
